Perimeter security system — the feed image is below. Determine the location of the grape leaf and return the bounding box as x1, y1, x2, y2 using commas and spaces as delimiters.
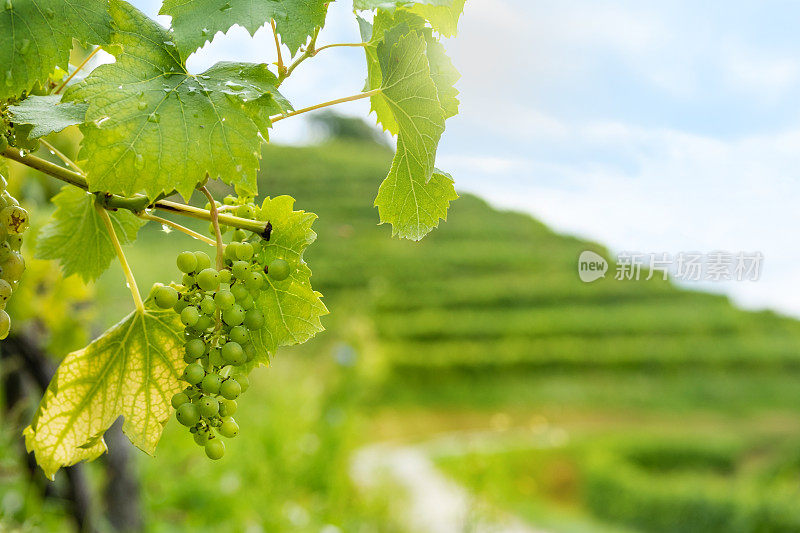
65, 0, 291, 200
7, 95, 88, 138
24, 297, 184, 480
248, 195, 327, 366
0, 0, 112, 100
161, 0, 329, 61
372, 32, 456, 240
35, 187, 145, 282
361, 10, 459, 134
353, 0, 466, 37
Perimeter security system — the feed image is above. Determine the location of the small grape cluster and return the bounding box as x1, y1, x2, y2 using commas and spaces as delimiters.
0, 175, 28, 340
154, 241, 291, 460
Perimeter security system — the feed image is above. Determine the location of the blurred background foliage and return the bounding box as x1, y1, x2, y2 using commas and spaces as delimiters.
2, 112, 800, 532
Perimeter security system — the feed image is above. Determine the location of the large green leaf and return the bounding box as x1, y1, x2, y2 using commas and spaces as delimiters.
24, 298, 185, 480
35, 187, 145, 282
161, 0, 329, 61
373, 32, 457, 240
0, 0, 112, 100
248, 195, 327, 365
361, 10, 459, 134
353, 0, 466, 37
65, 0, 291, 200
8, 95, 88, 138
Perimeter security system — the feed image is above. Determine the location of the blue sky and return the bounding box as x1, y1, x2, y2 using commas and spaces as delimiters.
127, 0, 800, 316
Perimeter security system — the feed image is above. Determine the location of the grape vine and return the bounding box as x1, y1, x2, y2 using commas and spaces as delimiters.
1, 0, 465, 476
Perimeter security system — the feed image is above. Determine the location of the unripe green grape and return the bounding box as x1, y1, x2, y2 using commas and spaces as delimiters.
214, 289, 235, 310
0, 310, 9, 340
208, 347, 224, 367
224, 242, 239, 262
181, 273, 195, 287
218, 269, 232, 284
235, 204, 256, 219
229, 325, 248, 344
231, 261, 249, 280
180, 306, 200, 327
197, 268, 220, 291
5, 235, 21, 252
244, 343, 256, 362
231, 284, 248, 302
233, 373, 250, 393
223, 304, 245, 326
182, 363, 205, 385
244, 308, 265, 330
205, 438, 225, 460
201, 373, 222, 394
267, 258, 290, 281
219, 417, 239, 438
176, 251, 198, 273
194, 314, 213, 331
232, 229, 247, 241
194, 251, 211, 272
0, 279, 11, 307
0, 205, 29, 235
235, 241, 253, 260
153, 285, 179, 309
221, 341, 245, 365
0, 252, 25, 282
194, 430, 210, 446
199, 296, 216, 315
219, 399, 237, 417
171, 391, 190, 408
176, 403, 200, 426
198, 396, 220, 418
223, 195, 237, 206
220, 378, 241, 400
185, 338, 206, 359
244, 272, 264, 292
173, 298, 189, 314
239, 294, 254, 310
183, 352, 196, 364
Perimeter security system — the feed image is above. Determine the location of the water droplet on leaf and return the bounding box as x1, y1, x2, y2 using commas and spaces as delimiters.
219, 2, 231, 11
201, 28, 209, 36
137, 101, 147, 110
148, 113, 160, 123
225, 81, 244, 91
45, 7, 54, 18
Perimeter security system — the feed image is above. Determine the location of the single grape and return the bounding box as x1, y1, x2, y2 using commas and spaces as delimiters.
194, 251, 211, 272
0, 310, 10, 340
185, 338, 206, 359
219, 399, 237, 417
214, 289, 235, 310
224, 242, 239, 262
218, 269, 232, 284
194, 314, 213, 332
223, 304, 245, 326
182, 273, 195, 287
176, 251, 197, 273
154, 285, 179, 309
199, 296, 216, 315
171, 392, 190, 408
198, 396, 220, 418
235, 204, 256, 219
229, 325, 249, 344
239, 294, 254, 310
201, 373, 223, 395
5, 235, 20, 252
0, 279, 12, 307
231, 284, 249, 302
244, 271, 264, 292
197, 268, 220, 291
223, 195, 237, 206
219, 417, 239, 438
231, 261, 249, 280
0, 206, 29, 235
182, 363, 205, 385
221, 341, 245, 365
235, 242, 254, 261
208, 347, 224, 367
244, 343, 257, 362
232, 229, 247, 241
220, 378, 242, 400
180, 306, 200, 327
0, 252, 25, 282
194, 430, 210, 446
183, 352, 196, 364
233, 373, 250, 393
176, 403, 200, 427
244, 308, 265, 330
267, 258, 290, 281
205, 438, 225, 460
173, 298, 189, 314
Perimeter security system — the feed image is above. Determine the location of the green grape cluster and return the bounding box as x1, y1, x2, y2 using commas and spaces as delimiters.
154, 238, 292, 460
0, 174, 28, 340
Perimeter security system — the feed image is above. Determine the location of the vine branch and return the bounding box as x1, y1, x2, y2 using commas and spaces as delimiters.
271, 19, 286, 76
270, 89, 380, 123
137, 212, 216, 246
97, 205, 144, 313
199, 186, 225, 270
0, 147, 271, 237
